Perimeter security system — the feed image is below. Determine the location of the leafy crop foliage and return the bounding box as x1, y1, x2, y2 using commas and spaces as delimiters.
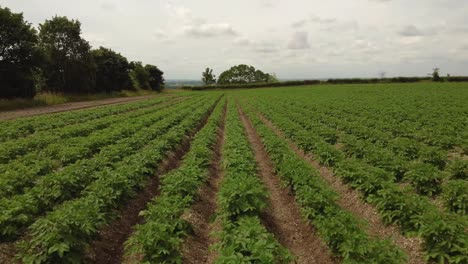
214, 101, 292, 263
0, 83, 467, 263
125, 98, 225, 263
242, 105, 406, 264
238, 82, 468, 263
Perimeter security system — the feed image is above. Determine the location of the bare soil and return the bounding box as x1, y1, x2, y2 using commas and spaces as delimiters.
86, 99, 220, 264
239, 107, 338, 264
0, 95, 156, 121
0, 242, 19, 264
180, 103, 227, 264
257, 113, 426, 264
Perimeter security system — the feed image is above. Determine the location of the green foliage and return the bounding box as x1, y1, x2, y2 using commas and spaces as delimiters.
419, 212, 468, 264
242, 105, 406, 263
213, 101, 291, 263
39, 16, 96, 93
202, 67, 216, 85
125, 97, 224, 263
0, 6, 40, 98
145, 64, 165, 92
442, 180, 467, 215
17, 96, 219, 263
215, 216, 294, 264
0, 97, 176, 198
404, 162, 444, 196
239, 85, 467, 263
447, 159, 468, 180
217, 64, 272, 85
0, 97, 209, 240
91, 46, 131, 92
182, 80, 321, 90
129, 61, 150, 90
218, 174, 268, 219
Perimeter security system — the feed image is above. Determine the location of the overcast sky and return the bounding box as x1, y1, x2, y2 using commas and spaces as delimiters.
1, 0, 468, 79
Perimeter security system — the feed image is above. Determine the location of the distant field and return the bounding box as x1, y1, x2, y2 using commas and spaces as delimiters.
0, 82, 466, 264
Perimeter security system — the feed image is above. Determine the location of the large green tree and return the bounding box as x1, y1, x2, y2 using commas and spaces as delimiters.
217, 64, 271, 85
145, 64, 164, 92
39, 16, 95, 93
0, 6, 40, 98
91, 47, 131, 93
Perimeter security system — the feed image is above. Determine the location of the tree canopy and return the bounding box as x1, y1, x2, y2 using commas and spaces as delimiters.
145, 64, 165, 92
39, 16, 96, 93
92, 47, 131, 93
217, 64, 272, 85
0, 6, 40, 98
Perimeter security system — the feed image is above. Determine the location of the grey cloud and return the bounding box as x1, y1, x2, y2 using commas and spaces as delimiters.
233, 37, 280, 53
259, 0, 275, 8
234, 37, 253, 46
310, 15, 336, 24
184, 23, 238, 38
398, 25, 425, 37
288, 31, 310, 49
99, 1, 116, 11
291, 19, 307, 28
255, 47, 279, 53
291, 15, 337, 28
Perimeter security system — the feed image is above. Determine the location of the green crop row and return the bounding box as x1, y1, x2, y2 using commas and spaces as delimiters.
0, 95, 182, 142
125, 97, 225, 263
0, 96, 213, 240
247, 99, 467, 263
0, 96, 194, 198
241, 104, 407, 264
0, 96, 188, 164
213, 101, 293, 264
17, 95, 220, 264
252, 96, 466, 216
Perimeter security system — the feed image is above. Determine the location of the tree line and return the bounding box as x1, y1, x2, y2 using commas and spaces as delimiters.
0, 6, 164, 99
201, 64, 278, 86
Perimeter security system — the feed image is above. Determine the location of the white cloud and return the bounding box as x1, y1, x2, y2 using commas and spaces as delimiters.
288, 31, 310, 50
183, 23, 237, 38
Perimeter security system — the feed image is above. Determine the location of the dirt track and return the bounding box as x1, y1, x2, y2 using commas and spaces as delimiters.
0, 95, 155, 121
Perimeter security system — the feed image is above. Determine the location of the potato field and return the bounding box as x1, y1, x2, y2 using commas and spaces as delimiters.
0, 82, 467, 264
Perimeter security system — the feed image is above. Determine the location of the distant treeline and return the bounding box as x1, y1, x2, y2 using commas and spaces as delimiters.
182, 76, 468, 90
0, 6, 164, 99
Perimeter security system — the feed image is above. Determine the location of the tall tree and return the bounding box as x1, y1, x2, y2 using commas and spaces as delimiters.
91, 47, 131, 93
145, 64, 164, 92
0, 6, 40, 98
201, 67, 216, 85
129, 61, 150, 90
217, 64, 272, 85
39, 16, 95, 93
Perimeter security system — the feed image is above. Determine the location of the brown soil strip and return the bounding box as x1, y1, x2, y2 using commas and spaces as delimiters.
238, 106, 337, 264
86, 99, 221, 264
180, 103, 227, 264
257, 113, 426, 264
0, 95, 161, 121
0, 243, 19, 264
